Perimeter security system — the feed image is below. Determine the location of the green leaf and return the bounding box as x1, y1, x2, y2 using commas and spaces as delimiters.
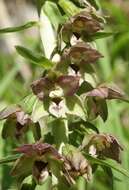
87, 0, 100, 10
40, 7, 56, 59
43, 1, 64, 30
19, 94, 37, 114
58, 0, 81, 17
91, 32, 115, 40
37, 0, 45, 16
65, 95, 86, 120
0, 154, 20, 165
11, 155, 34, 177
31, 99, 49, 123
51, 119, 68, 145
0, 21, 38, 34
2, 119, 16, 139
84, 154, 129, 178
16, 46, 53, 69
20, 176, 36, 190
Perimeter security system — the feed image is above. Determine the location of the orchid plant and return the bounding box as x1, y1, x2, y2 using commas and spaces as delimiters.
0, 0, 129, 189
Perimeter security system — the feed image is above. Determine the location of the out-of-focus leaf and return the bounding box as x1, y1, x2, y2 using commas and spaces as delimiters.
58, 0, 80, 17
0, 21, 38, 34
102, 166, 114, 190
44, 1, 64, 30
0, 64, 19, 98
16, 46, 53, 69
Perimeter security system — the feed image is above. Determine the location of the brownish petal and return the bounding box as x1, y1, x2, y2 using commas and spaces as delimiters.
72, 10, 103, 34
69, 42, 103, 65
15, 142, 62, 160
57, 75, 80, 96
31, 77, 54, 100
0, 106, 21, 120
86, 133, 123, 163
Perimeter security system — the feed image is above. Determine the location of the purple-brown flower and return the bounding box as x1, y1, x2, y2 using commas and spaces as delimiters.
61, 9, 104, 43
0, 106, 31, 140
67, 42, 103, 65
31, 75, 80, 101
63, 149, 92, 184
11, 142, 63, 184
84, 133, 123, 163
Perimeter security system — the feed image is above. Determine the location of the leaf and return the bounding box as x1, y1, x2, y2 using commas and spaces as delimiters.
58, 0, 80, 17
20, 176, 36, 190
51, 119, 68, 145
91, 32, 116, 40
0, 64, 19, 98
0, 21, 38, 34
77, 81, 93, 96
84, 153, 129, 178
0, 154, 20, 165
2, 118, 16, 139
37, 0, 45, 16
97, 99, 108, 122
65, 95, 86, 120
31, 99, 49, 122
43, 1, 64, 30
19, 94, 37, 114
87, 0, 100, 10
16, 46, 53, 69
11, 155, 34, 177
40, 7, 56, 59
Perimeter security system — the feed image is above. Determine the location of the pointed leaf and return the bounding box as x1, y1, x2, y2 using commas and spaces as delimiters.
0, 21, 38, 34
84, 154, 129, 178
16, 46, 53, 69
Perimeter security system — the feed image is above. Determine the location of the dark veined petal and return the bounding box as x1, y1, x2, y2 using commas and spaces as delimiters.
57, 75, 80, 96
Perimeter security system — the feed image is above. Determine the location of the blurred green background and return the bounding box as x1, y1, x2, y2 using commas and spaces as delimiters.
0, 0, 129, 189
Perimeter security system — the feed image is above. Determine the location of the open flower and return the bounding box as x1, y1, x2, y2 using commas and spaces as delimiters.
61, 9, 104, 43
60, 42, 102, 74
67, 42, 103, 65
11, 142, 63, 184
31, 75, 80, 101
86, 85, 129, 101
63, 148, 92, 184
85, 85, 129, 121
84, 133, 123, 163
0, 106, 31, 140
